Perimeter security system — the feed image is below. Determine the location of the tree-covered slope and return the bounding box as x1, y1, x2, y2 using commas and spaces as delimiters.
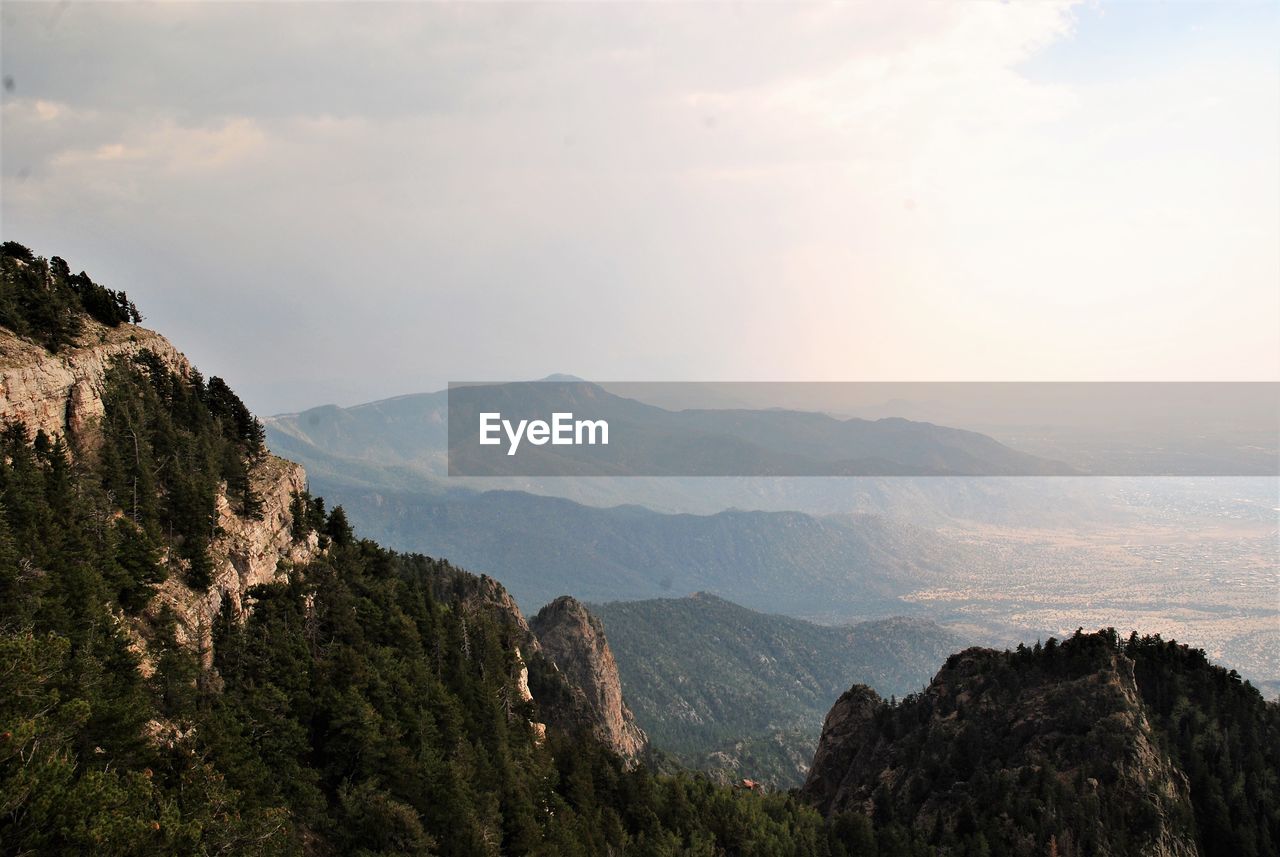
591, 594, 965, 786
803, 629, 1280, 857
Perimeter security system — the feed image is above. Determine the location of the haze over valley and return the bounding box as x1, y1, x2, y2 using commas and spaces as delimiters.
266, 387, 1280, 700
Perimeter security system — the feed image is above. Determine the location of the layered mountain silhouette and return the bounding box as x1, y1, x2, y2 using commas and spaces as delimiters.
280, 478, 973, 618
273, 380, 1076, 477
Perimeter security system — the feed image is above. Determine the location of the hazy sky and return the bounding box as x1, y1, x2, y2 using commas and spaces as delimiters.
3, 1, 1277, 413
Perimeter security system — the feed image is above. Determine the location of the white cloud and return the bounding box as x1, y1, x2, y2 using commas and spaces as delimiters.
1, 1, 1276, 411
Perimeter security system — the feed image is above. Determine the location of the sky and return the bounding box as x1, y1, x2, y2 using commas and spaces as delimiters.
2, 1, 1278, 414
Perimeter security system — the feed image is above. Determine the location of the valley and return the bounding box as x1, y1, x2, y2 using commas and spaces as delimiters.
902, 519, 1279, 694
289, 441, 1280, 697
591, 594, 967, 787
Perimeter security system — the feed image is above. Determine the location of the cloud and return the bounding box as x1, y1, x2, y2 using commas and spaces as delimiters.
1, 1, 1276, 411
47, 116, 266, 172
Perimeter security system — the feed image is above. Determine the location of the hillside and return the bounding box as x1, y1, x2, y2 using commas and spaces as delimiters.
299, 477, 971, 619
803, 630, 1280, 856
0, 245, 849, 855
591, 594, 966, 787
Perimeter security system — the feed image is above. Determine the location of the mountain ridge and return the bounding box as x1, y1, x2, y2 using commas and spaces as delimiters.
306, 476, 971, 619
274, 379, 1077, 477
803, 629, 1280, 856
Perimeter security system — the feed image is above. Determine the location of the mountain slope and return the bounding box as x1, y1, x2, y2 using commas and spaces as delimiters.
803, 630, 1280, 857
0, 245, 845, 855
591, 594, 966, 786
310, 477, 970, 618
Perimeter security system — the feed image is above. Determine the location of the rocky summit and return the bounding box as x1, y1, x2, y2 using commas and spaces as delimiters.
803, 629, 1279, 856
530, 595, 649, 764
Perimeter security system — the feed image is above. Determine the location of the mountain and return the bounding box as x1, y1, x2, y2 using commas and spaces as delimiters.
304, 478, 972, 619
447, 380, 1077, 476
0, 253, 322, 659
277, 380, 1074, 478
803, 630, 1280, 856
528, 596, 648, 764
0, 245, 843, 854
590, 594, 966, 787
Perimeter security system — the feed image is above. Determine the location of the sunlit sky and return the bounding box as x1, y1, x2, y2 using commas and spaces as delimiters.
3, 1, 1277, 413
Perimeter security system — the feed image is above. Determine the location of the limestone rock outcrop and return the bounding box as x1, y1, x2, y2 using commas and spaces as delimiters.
0, 320, 320, 664
0, 318, 187, 445
530, 596, 649, 764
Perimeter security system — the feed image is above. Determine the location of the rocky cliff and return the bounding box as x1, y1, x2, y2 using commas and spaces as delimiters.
0, 317, 187, 444
530, 596, 649, 764
420, 570, 650, 761
803, 632, 1202, 856
0, 319, 320, 665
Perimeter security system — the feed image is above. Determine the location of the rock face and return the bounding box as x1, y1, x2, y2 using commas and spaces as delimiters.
0, 320, 321, 665
802, 685, 882, 813
530, 596, 649, 764
422, 573, 650, 762
802, 635, 1200, 856
143, 454, 320, 668
0, 318, 187, 445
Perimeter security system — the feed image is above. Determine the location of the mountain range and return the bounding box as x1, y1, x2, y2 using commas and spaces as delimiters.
274, 380, 1076, 479
265, 392, 1014, 620
3, 243, 1276, 856
288, 476, 972, 619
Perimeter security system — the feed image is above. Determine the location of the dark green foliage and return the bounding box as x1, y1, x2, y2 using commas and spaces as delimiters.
200, 541, 854, 856
289, 489, 328, 543
0, 400, 875, 854
323, 504, 353, 547
0, 421, 288, 853
97, 353, 265, 586
814, 630, 1280, 857
594, 594, 964, 787
1, 241, 34, 263
110, 519, 166, 614
1, 245, 139, 351
1125, 632, 1280, 857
